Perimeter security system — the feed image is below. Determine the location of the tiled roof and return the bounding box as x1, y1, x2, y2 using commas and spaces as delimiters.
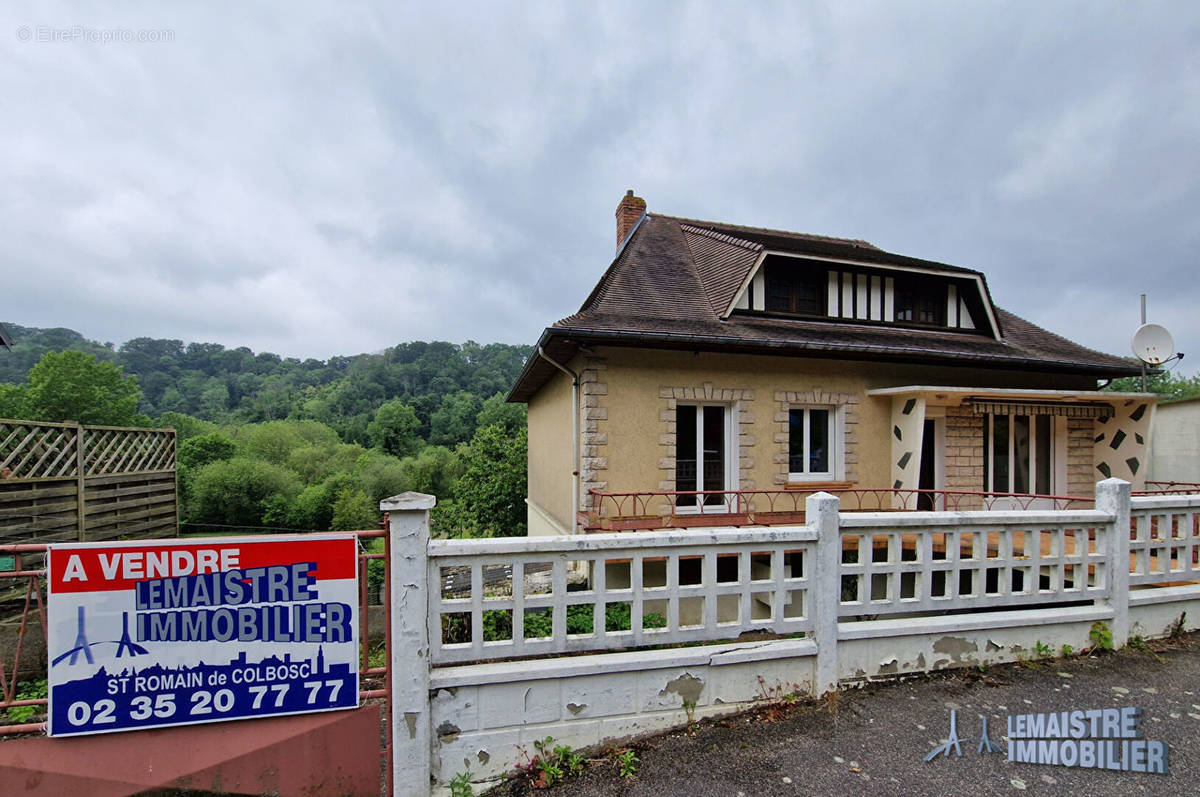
509, 214, 1143, 401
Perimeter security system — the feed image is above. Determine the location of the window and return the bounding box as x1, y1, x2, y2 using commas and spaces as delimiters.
982, 413, 1053, 495
789, 406, 834, 480
676, 404, 731, 509
894, 276, 946, 325
765, 264, 826, 316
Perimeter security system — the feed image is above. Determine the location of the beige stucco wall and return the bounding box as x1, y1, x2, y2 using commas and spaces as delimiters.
526, 366, 575, 535
524, 345, 1108, 529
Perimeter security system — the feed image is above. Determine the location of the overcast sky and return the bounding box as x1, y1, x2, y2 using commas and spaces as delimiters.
4, 2, 1198, 373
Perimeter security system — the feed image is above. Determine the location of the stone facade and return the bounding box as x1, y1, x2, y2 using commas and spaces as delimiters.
772, 389, 860, 485
579, 355, 609, 503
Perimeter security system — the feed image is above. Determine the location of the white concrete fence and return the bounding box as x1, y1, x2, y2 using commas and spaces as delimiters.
383, 480, 1200, 795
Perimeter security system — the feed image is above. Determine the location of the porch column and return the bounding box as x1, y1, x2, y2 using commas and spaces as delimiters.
889, 396, 927, 509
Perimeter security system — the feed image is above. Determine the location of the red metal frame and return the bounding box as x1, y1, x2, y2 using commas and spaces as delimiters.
583, 487, 1094, 530
1136, 481, 1200, 495
0, 522, 394, 793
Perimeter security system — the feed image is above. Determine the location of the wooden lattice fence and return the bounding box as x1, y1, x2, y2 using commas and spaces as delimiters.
0, 419, 177, 545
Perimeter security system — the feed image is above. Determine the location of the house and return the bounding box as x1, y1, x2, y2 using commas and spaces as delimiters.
508, 192, 1154, 536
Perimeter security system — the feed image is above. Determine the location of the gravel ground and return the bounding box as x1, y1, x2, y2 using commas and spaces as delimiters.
489, 633, 1200, 797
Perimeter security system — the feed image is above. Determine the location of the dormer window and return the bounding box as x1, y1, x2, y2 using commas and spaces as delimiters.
735, 256, 987, 334
894, 276, 946, 326
764, 264, 826, 316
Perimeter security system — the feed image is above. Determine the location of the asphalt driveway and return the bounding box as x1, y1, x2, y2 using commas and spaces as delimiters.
490, 633, 1200, 797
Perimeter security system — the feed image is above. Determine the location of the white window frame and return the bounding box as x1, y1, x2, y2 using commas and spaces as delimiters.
675, 402, 738, 514
787, 404, 844, 483
983, 413, 1062, 496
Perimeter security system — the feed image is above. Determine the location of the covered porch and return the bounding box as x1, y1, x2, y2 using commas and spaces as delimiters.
583, 385, 1160, 533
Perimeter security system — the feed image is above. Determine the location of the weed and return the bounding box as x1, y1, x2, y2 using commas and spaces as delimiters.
534, 757, 563, 787
3, 679, 46, 724
1127, 635, 1164, 662
366, 642, 386, 669
1061, 644, 1074, 658
1168, 611, 1188, 640
1034, 640, 1052, 658
755, 676, 807, 721
1089, 622, 1114, 652
615, 748, 639, 778
553, 744, 584, 774
448, 769, 473, 797
682, 698, 698, 733
512, 735, 586, 789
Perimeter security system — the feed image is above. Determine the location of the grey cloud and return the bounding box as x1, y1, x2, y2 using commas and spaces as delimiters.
2, 1, 1197, 369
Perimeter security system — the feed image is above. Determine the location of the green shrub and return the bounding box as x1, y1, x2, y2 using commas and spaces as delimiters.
3, 679, 46, 724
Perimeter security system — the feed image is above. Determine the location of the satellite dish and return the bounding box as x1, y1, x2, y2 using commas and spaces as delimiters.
1132, 323, 1175, 365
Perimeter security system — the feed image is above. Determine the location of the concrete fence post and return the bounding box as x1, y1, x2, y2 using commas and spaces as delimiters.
1095, 478, 1131, 649
807, 492, 841, 695
381, 491, 436, 797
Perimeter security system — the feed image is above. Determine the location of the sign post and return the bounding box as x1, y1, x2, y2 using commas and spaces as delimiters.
46, 535, 359, 737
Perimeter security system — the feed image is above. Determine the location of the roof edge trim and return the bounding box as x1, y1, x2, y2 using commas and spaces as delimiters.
721, 249, 769, 319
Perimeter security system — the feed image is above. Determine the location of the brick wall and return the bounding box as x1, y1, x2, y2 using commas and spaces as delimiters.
944, 406, 984, 499
1067, 417, 1095, 498
615, 191, 646, 247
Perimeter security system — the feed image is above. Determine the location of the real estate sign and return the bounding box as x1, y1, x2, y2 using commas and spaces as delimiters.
46, 535, 359, 736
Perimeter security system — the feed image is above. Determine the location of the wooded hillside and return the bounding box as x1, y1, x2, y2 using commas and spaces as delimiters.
0, 323, 534, 537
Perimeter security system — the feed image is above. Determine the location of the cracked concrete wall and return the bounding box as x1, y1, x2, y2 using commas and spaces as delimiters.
429, 643, 817, 785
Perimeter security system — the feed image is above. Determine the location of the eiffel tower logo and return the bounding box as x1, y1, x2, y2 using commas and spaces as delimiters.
115, 611, 147, 658
68, 605, 93, 665
52, 607, 148, 666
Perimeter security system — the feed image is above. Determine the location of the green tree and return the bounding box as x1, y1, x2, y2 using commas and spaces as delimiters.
156, 411, 217, 440
1107, 370, 1200, 399
475, 392, 526, 434
395, 445, 463, 498
367, 399, 423, 458
0, 384, 29, 419
429, 391, 483, 447
444, 425, 527, 537
290, 472, 357, 530
24, 350, 144, 425
330, 488, 379, 531
178, 431, 238, 470
188, 456, 302, 528
232, 420, 340, 465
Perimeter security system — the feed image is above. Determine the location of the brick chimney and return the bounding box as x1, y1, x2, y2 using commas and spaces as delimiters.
615, 189, 646, 250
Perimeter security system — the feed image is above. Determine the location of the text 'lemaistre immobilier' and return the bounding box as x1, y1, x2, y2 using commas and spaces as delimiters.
1007, 706, 1167, 773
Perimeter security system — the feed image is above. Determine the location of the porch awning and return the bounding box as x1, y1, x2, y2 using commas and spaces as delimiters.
968, 399, 1113, 418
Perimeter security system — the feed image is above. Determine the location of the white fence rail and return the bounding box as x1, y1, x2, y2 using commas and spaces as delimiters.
838, 511, 1112, 616
428, 528, 818, 665
1129, 494, 1200, 586
384, 479, 1200, 797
